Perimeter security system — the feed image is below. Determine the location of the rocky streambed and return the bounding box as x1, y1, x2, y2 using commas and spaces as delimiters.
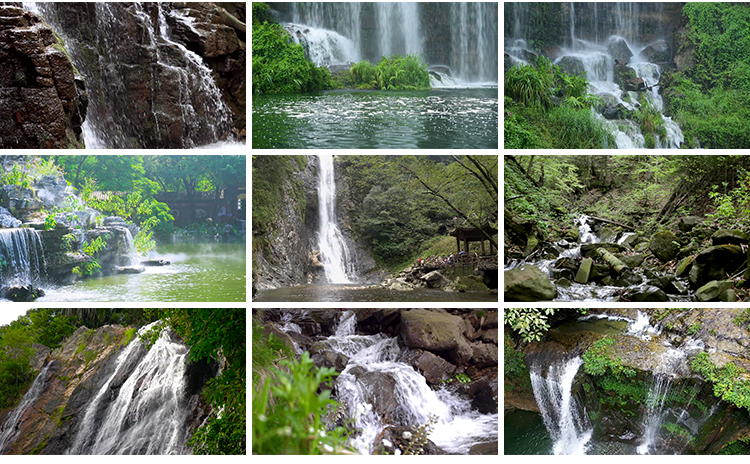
258, 308, 499, 455
505, 214, 750, 302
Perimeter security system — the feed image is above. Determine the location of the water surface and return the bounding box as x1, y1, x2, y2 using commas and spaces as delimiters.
254, 284, 498, 302
252, 88, 498, 149
36, 242, 246, 302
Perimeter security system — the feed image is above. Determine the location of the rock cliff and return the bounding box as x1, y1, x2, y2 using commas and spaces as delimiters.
0, 5, 86, 148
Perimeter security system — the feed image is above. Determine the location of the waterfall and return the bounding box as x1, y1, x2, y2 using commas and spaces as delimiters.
275, 311, 498, 455
317, 155, 354, 284
0, 361, 54, 454
26, 2, 232, 148
0, 228, 46, 287
637, 374, 672, 454
505, 2, 684, 148
278, 2, 498, 84
121, 228, 141, 268
67, 322, 192, 455
530, 357, 592, 455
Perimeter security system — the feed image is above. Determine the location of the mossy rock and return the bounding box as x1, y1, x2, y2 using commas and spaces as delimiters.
455, 275, 489, 293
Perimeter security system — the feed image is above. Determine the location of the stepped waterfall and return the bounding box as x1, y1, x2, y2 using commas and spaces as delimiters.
0, 228, 46, 287
276, 310, 498, 455
277, 2, 498, 84
505, 2, 685, 148
317, 155, 355, 284
0, 362, 54, 454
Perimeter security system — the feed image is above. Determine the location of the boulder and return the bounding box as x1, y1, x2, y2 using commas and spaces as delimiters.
711, 229, 750, 246
454, 275, 488, 292
421, 270, 451, 289
689, 244, 746, 288
622, 285, 669, 302
403, 349, 456, 384
695, 280, 735, 302
311, 350, 349, 373
574, 257, 593, 284
471, 342, 498, 368
556, 55, 586, 76
504, 264, 557, 301
399, 309, 466, 352
649, 230, 680, 262
0, 206, 21, 228
607, 36, 634, 62
678, 216, 703, 233
3, 284, 44, 301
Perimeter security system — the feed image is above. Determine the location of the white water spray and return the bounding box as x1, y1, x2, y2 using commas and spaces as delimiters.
0, 362, 53, 453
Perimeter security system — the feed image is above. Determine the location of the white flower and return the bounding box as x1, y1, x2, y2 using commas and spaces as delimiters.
402, 431, 412, 440
319, 430, 327, 438
258, 414, 267, 422
323, 444, 334, 453
382, 439, 393, 448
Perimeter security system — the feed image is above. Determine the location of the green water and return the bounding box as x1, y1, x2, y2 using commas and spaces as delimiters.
504, 410, 552, 455
38, 242, 246, 302
254, 284, 498, 302
252, 88, 498, 149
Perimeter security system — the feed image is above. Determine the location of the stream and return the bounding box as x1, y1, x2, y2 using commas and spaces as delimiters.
276, 310, 498, 455
505, 215, 691, 302
506, 311, 718, 455
254, 285, 498, 302
31, 242, 246, 302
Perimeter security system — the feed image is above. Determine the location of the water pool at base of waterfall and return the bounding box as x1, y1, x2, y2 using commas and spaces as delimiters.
253, 284, 498, 302
31, 242, 245, 302
252, 88, 498, 149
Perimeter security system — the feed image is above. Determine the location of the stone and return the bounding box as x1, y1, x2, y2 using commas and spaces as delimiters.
0, 206, 21, 228
675, 255, 695, 277
678, 216, 703, 233
695, 280, 735, 302
649, 230, 680, 262
403, 349, 456, 384
623, 285, 669, 302
504, 264, 557, 301
2, 284, 44, 301
455, 275, 489, 292
399, 309, 466, 352
607, 36, 634, 62
711, 229, 750, 246
574, 257, 593, 284
617, 253, 645, 268
689, 244, 746, 288
421, 270, 451, 289
471, 342, 498, 368
311, 350, 349, 373
557, 55, 586, 76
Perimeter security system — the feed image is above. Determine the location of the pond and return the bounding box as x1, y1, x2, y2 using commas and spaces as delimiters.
35, 242, 246, 302
254, 284, 498, 303
252, 88, 498, 149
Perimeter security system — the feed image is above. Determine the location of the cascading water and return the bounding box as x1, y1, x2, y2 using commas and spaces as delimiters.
0, 228, 46, 287
276, 2, 498, 84
0, 361, 53, 454
505, 2, 685, 148
530, 357, 592, 455
26, 2, 233, 149
277, 311, 498, 455
66, 322, 193, 455
317, 155, 355, 284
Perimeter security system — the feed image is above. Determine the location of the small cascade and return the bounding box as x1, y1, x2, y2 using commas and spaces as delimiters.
285, 24, 360, 66
638, 374, 673, 454
275, 311, 498, 455
530, 357, 592, 455
121, 228, 141, 268
0, 361, 54, 454
505, 2, 684, 148
0, 228, 46, 287
375, 2, 422, 58
317, 155, 355, 284
67, 322, 193, 455
628, 310, 661, 340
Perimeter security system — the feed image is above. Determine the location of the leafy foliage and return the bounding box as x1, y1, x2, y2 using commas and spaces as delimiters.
252, 22, 333, 94
691, 352, 750, 411
583, 337, 636, 378
253, 351, 350, 455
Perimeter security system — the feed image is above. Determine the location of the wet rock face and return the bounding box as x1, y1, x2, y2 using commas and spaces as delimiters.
0, 6, 85, 148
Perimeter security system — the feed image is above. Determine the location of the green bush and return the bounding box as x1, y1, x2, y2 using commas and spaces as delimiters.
691, 352, 750, 411
252, 22, 333, 94
252, 351, 350, 454
371, 54, 430, 90
350, 60, 377, 89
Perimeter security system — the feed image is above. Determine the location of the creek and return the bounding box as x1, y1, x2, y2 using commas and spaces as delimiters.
506, 311, 722, 455
254, 284, 498, 303
30, 242, 246, 302
254, 2, 498, 149
505, 215, 691, 302
274, 310, 498, 455
505, 2, 685, 148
